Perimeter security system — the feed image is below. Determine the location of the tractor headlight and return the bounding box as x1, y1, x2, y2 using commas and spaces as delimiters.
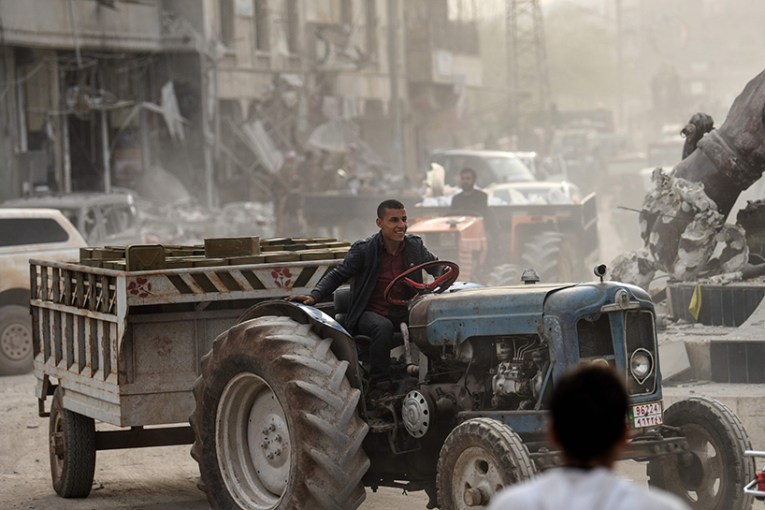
629, 348, 653, 384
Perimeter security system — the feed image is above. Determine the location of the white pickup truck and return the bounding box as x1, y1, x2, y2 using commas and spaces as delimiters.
0, 208, 86, 374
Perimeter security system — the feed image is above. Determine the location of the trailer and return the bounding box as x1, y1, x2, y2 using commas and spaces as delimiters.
32, 240, 347, 497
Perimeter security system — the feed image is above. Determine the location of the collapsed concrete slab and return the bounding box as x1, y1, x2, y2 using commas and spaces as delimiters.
613, 68, 765, 286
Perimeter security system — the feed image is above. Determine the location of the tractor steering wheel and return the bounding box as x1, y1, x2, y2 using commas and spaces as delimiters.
384, 260, 460, 306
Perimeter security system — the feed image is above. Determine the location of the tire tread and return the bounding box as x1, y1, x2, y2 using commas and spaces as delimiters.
190, 316, 369, 510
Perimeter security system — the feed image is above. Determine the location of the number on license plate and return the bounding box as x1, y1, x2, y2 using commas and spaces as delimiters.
631, 402, 663, 428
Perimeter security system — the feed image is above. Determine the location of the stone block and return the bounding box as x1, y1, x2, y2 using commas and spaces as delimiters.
204, 237, 261, 258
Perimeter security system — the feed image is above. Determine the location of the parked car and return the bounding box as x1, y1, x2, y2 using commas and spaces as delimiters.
0, 208, 86, 374
429, 149, 536, 187
2, 191, 143, 247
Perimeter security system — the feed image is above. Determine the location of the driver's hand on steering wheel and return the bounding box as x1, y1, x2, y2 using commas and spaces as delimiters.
286, 294, 316, 306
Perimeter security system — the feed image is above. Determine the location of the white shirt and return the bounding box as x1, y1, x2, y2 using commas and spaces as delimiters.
487, 467, 690, 510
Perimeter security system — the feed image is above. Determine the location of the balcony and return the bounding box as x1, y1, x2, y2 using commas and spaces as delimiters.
0, 0, 164, 52
406, 20, 482, 87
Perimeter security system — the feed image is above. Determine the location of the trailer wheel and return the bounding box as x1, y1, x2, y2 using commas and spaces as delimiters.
0, 305, 33, 375
647, 397, 755, 510
49, 387, 96, 498
190, 316, 369, 510
520, 232, 577, 283
436, 417, 535, 509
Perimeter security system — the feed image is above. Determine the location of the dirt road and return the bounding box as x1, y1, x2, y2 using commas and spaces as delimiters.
0, 372, 430, 509
1, 372, 655, 510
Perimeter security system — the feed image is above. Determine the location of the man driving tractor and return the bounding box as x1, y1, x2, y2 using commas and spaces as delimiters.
288, 199, 450, 399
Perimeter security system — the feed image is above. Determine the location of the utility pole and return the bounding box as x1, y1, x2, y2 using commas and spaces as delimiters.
387, 0, 403, 175
505, 0, 551, 145
201, 46, 218, 210
615, 0, 624, 128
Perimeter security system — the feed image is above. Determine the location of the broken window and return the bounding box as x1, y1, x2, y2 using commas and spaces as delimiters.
286, 0, 299, 54
219, 0, 235, 47
341, 0, 352, 26
254, 0, 270, 51
365, 0, 378, 61
101, 204, 136, 236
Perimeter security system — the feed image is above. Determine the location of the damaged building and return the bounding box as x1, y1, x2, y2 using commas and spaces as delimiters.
0, 0, 210, 203
0, 0, 488, 209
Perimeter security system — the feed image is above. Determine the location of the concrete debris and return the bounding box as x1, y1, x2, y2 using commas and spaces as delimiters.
638, 169, 726, 280
700, 271, 744, 286
614, 170, 750, 287
610, 249, 656, 290
713, 224, 749, 274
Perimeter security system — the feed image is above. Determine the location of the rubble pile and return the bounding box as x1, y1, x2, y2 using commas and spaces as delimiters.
613, 168, 749, 286
612, 69, 765, 289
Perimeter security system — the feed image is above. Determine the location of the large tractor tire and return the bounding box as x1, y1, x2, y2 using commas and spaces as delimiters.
520, 232, 577, 283
487, 264, 523, 287
49, 387, 96, 498
436, 417, 535, 509
647, 397, 754, 510
190, 316, 370, 510
0, 305, 34, 375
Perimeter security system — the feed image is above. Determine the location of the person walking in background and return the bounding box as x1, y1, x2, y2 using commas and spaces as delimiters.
488, 364, 690, 510
450, 167, 488, 216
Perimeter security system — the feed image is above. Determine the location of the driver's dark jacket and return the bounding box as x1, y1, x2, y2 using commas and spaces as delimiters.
309, 231, 439, 333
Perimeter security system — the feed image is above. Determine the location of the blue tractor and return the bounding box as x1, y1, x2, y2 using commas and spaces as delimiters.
190, 261, 754, 510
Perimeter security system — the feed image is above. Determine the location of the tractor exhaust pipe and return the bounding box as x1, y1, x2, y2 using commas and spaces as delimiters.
401, 323, 418, 376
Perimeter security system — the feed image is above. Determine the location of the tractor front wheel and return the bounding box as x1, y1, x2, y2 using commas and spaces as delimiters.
647, 397, 754, 510
436, 417, 535, 509
190, 315, 370, 510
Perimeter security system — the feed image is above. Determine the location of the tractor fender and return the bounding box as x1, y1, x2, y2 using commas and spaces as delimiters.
237, 300, 363, 390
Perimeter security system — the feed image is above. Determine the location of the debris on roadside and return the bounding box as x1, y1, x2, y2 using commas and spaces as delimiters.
612, 69, 765, 292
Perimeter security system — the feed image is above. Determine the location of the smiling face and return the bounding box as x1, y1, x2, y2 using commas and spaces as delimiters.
376, 207, 407, 244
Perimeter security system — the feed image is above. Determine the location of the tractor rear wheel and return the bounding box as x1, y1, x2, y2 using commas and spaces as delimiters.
520, 232, 577, 283
190, 315, 370, 510
487, 264, 522, 286
647, 397, 754, 510
436, 417, 535, 509
49, 387, 96, 498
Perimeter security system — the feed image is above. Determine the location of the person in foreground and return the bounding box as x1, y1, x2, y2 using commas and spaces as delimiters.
288, 199, 440, 396
488, 364, 690, 510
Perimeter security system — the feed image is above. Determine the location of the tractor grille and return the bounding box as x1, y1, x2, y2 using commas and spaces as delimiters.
577, 314, 614, 360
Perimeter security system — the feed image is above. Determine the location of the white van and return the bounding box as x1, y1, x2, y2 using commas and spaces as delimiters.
0, 208, 86, 374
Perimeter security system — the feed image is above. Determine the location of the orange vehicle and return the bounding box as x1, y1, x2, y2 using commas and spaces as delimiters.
409, 191, 599, 285
405, 215, 487, 282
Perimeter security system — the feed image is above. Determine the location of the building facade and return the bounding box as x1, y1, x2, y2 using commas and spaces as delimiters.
0, 0, 485, 205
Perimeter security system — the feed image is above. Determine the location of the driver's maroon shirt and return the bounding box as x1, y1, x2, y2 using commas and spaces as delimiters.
366, 243, 406, 316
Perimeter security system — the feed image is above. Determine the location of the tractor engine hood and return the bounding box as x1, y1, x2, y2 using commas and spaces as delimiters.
408, 285, 564, 347
407, 281, 654, 350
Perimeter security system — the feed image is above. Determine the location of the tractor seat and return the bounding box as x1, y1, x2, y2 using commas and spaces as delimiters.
333, 288, 404, 345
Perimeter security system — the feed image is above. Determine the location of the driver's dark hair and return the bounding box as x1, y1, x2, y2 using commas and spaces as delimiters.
460, 167, 477, 179
377, 199, 405, 219
550, 364, 628, 464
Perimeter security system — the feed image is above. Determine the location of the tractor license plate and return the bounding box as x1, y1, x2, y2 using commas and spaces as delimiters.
631, 402, 663, 428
